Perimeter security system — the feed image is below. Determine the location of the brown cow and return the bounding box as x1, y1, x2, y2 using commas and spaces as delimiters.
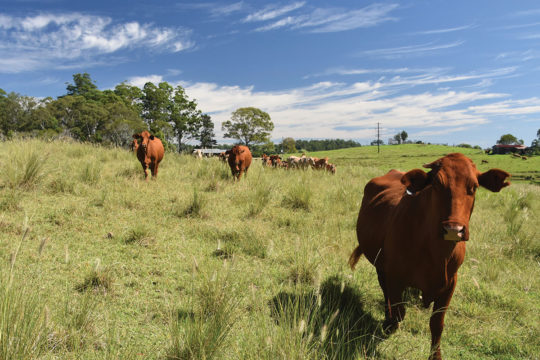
314, 157, 329, 169
227, 145, 252, 180
133, 131, 164, 180
325, 163, 336, 174
130, 139, 139, 153
218, 151, 229, 163
349, 153, 510, 360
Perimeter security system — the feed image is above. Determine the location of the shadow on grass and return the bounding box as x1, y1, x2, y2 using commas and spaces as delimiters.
269, 275, 387, 359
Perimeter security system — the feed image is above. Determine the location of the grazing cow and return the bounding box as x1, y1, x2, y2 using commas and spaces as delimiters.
227, 145, 252, 180
287, 156, 301, 169
218, 151, 228, 163
269, 155, 282, 167
481, 159, 489, 164
130, 139, 139, 153
193, 149, 203, 158
314, 157, 329, 170
325, 163, 336, 174
261, 154, 272, 167
133, 131, 164, 180
298, 154, 314, 170
349, 153, 510, 360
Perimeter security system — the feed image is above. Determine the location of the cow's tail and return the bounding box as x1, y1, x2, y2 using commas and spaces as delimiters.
348, 246, 363, 270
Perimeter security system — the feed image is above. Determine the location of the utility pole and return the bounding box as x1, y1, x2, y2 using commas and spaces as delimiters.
377, 122, 380, 154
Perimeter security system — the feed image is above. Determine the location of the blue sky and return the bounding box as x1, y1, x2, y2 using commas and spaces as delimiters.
1, 0, 540, 147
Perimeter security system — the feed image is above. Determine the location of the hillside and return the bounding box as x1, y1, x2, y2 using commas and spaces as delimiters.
0, 139, 538, 359
297, 144, 539, 184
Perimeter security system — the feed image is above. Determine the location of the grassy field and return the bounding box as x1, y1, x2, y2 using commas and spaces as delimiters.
0, 139, 538, 360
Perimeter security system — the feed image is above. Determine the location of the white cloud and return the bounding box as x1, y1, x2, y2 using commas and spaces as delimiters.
252, 3, 398, 33
0, 13, 195, 73
360, 41, 464, 58
123, 64, 540, 143
127, 75, 164, 88
411, 24, 476, 35
244, 2, 305, 22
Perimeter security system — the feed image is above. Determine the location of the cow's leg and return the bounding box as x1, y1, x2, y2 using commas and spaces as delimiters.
142, 163, 148, 180
376, 269, 390, 322
384, 282, 406, 333
150, 161, 159, 178
429, 278, 456, 360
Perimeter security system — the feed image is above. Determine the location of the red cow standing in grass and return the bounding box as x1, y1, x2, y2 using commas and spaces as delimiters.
130, 139, 139, 153
227, 145, 252, 180
349, 153, 510, 360
133, 131, 164, 180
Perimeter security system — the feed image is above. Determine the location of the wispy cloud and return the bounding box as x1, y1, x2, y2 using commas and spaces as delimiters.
0, 13, 194, 73
360, 41, 464, 58
124, 67, 540, 144
244, 2, 305, 22
210, 2, 245, 17
411, 24, 476, 35
253, 3, 399, 33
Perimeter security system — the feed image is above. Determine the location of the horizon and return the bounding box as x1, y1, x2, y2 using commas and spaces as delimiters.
1, 1, 540, 147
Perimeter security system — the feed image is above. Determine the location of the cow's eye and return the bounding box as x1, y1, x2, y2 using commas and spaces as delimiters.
468, 185, 478, 195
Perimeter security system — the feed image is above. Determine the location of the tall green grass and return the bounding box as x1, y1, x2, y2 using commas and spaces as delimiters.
0, 139, 537, 359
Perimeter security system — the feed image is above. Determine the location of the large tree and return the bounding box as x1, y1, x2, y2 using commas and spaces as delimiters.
169, 85, 201, 152
400, 130, 408, 143
141, 82, 174, 140
198, 114, 216, 148
282, 137, 296, 153
222, 107, 274, 147
497, 134, 523, 145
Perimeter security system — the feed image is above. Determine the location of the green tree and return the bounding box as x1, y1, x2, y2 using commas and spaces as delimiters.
531, 129, 540, 153
141, 82, 174, 140
282, 137, 296, 153
393, 133, 402, 144
400, 130, 408, 143
65, 73, 100, 100
222, 107, 274, 147
497, 134, 522, 145
169, 85, 201, 152
102, 101, 146, 146
198, 114, 216, 148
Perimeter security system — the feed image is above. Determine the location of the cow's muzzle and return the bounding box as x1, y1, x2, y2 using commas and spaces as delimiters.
443, 225, 467, 241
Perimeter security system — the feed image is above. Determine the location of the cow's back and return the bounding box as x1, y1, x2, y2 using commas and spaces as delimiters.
149, 138, 164, 163
357, 170, 404, 265
241, 150, 252, 169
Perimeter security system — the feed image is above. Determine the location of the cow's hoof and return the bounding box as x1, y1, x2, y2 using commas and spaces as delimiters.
382, 319, 399, 334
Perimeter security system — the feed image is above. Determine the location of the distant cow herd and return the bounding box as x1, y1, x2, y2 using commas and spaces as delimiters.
130, 132, 511, 360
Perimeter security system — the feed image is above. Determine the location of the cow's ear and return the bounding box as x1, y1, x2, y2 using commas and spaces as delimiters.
401, 169, 430, 194
149, 135, 155, 140
478, 169, 510, 192
423, 159, 441, 170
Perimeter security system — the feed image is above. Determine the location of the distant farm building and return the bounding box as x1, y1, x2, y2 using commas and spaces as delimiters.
491, 144, 528, 155
193, 148, 227, 157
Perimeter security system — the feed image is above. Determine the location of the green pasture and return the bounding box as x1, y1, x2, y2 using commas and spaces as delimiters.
0, 139, 538, 359
304, 144, 539, 184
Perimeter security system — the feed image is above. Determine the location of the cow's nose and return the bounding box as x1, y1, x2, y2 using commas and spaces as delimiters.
443, 225, 465, 241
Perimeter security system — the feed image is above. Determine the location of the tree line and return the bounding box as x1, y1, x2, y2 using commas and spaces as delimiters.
0, 73, 215, 152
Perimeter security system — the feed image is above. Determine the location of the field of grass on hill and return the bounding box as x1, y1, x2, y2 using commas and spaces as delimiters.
0, 139, 538, 360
